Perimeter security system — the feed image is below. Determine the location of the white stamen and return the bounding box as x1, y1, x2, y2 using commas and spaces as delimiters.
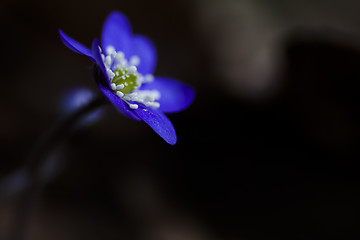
106, 69, 115, 80
105, 46, 115, 55
111, 83, 116, 90
116, 91, 124, 97
105, 56, 112, 68
129, 104, 138, 109
144, 74, 154, 83
153, 102, 160, 108
110, 52, 117, 59
136, 90, 161, 100
145, 102, 160, 108
120, 59, 128, 67
117, 84, 125, 89
130, 56, 140, 66
128, 66, 137, 75
121, 90, 161, 109
122, 95, 131, 101
145, 95, 155, 102
115, 51, 125, 62
137, 75, 144, 84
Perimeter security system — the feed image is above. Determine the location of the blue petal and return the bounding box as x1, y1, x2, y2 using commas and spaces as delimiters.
129, 35, 157, 74
140, 77, 195, 113
134, 107, 177, 145
97, 81, 141, 121
101, 11, 132, 57
59, 29, 94, 61
91, 38, 111, 88
98, 82, 141, 121
91, 39, 141, 121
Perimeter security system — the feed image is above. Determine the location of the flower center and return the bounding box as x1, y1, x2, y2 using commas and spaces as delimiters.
99, 45, 160, 110
111, 67, 139, 95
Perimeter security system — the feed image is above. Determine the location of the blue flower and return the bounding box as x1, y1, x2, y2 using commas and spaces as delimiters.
59, 11, 195, 145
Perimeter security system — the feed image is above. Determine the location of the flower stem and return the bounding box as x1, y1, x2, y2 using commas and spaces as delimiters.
8, 94, 107, 240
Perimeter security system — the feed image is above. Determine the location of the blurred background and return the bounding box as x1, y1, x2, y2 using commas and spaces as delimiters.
1, 0, 360, 239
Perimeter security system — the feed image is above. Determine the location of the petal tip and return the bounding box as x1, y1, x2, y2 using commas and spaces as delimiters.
134, 107, 177, 145
59, 29, 94, 61
101, 11, 132, 55
167, 136, 177, 145
162, 130, 177, 145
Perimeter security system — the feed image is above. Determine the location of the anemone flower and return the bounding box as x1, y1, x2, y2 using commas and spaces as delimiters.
59, 11, 194, 145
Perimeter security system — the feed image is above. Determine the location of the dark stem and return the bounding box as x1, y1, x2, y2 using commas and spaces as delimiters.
9, 94, 107, 240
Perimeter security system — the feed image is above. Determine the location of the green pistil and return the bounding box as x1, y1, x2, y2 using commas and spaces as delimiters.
112, 68, 139, 94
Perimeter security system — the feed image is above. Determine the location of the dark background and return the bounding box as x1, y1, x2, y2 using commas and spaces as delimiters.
1, 0, 360, 239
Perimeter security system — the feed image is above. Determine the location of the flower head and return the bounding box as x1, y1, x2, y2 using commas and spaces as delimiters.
59, 11, 194, 145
